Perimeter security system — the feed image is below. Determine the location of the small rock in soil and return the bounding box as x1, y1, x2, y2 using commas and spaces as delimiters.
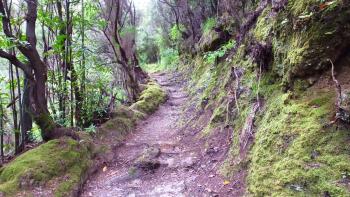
206, 147, 219, 155
133, 160, 161, 173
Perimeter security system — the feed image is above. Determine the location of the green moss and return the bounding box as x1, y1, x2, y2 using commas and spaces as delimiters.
130, 82, 167, 114
210, 104, 227, 124
248, 90, 350, 196
201, 62, 231, 104
308, 93, 334, 107
288, 0, 319, 16
202, 17, 217, 34
99, 107, 139, 141
174, 1, 350, 197
220, 103, 251, 177
0, 138, 91, 196
107, 117, 134, 135
34, 113, 56, 140
272, 1, 350, 84
254, 6, 274, 41
100, 81, 166, 140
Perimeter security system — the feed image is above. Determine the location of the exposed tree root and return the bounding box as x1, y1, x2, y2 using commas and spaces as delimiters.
239, 101, 260, 154
46, 127, 81, 141
326, 59, 350, 127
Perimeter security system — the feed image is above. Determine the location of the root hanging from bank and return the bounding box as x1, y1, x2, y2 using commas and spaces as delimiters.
326, 59, 350, 127
239, 101, 260, 154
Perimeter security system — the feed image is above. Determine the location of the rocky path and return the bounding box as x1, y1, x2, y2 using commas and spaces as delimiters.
81, 73, 244, 197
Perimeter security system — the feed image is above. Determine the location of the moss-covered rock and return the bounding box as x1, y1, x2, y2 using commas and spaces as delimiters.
130, 82, 167, 115
98, 81, 166, 143
0, 137, 92, 196
196, 27, 232, 53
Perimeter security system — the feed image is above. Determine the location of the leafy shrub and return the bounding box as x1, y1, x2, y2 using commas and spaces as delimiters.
204, 40, 236, 64
160, 47, 179, 69
142, 47, 179, 73
202, 17, 217, 34
84, 124, 96, 134
169, 24, 185, 42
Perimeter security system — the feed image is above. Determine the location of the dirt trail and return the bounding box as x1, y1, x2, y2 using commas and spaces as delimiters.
81, 73, 244, 197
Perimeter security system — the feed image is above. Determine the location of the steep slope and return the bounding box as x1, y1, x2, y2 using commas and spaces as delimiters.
176, 0, 350, 196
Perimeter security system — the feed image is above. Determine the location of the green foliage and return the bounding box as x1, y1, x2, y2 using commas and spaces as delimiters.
120, 26, 137, 37
141, 64, 165, 73
84, 124, 96, 134
169, 24, 185, 42
203, 40, 236, 64
0, 79, 166, 195
202, 17, 216, 34
29, 124, 43, 142
138, 36, 159, 65
159, 48, 179, 69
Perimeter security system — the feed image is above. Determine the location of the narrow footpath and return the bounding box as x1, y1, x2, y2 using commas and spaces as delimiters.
81, 73, 245, 197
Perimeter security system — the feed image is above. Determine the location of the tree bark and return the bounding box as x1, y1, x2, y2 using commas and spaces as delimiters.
22, 74, 33, 143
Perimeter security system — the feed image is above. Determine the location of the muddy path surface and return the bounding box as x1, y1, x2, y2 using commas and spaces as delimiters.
81, 73, 244, 197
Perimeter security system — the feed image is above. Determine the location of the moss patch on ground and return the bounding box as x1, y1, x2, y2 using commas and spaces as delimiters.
130, 82, 167, 115
248, 90, 350, 196
0, 138, 92, 196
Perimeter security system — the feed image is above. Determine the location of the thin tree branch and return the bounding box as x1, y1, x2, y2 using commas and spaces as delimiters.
0, 49, 32, 77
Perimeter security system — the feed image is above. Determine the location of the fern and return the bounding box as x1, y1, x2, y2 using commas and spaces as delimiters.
204, 40, 236, 64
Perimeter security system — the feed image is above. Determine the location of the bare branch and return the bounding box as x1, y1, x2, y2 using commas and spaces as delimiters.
0, 49, 32, 77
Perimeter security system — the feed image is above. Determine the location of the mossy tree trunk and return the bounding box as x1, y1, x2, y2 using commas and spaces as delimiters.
29, 68, 57, 141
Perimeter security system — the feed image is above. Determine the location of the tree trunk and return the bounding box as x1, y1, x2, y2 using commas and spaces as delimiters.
0, 95, 4, 163
29, 65, 56, 141
22, 74, 33, 143
9, 61, 20, 154
15, 67, 25, 152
